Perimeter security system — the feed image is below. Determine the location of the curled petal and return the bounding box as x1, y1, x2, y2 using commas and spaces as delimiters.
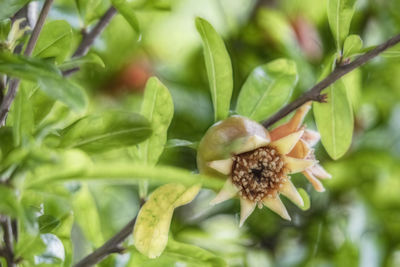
284, 156, 316, 174
304, 170, 325, 192
210, 179, 239, 205
287, 139, 311, 159
270, 102, 312, 141
233, 135, 270, 154
280, 180, 304, 207
270, 130, 304, 155
309, 164, 332, 179
207, 158, 233, 175
239, 198, 256, 227
302, 129, 321, 147
262, 196, 291, 220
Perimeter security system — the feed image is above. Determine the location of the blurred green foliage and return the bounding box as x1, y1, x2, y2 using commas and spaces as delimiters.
1, 0, 400, 266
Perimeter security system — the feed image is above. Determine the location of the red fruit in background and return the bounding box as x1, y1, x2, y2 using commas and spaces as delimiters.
291, 16, 323, 62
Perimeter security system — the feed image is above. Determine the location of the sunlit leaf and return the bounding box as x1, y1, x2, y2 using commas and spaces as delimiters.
133, 183, 201, 258
59, 111, 152, 153
313, 78, 354, 159
298, 188, 310, 211
236, 59, 298, 121
135, 77, 173, 164
11, 85, 34, 146
0, 0, 30, 20
196, 17, 233, 122
343, 34, 363, 58
112, 0, 140, 34
59, 53, 105, 70
327, 0, 357, 50
0, 185, 20, 217
33, 20, 73, 64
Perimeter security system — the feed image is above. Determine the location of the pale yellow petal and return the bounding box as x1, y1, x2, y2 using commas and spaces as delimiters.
280, 180, 304, 207
302, 129, 320, 147
309, 164, 332, 179
270, 130, 304, 155
210, 179, 239, 205
284, 156, 315, 174
304, 170, 325, 192
239, 198, 256, 227
262, 196, 291, 220
233, 135, 270, 154
207, 158, 233, 175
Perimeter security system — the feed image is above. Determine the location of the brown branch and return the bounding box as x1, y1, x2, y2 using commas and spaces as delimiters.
73, 200, 144, 267
262, 33, 400, 128
0, 216, 15, 267
63, 7, 117, 77
0, 0, 54, 126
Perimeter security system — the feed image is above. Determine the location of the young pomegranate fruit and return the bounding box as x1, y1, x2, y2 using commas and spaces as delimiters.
197, 103, 331, 226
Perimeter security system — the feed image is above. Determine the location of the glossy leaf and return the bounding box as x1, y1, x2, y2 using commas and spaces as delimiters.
11, 85, 34, 146
129, 239, 227, 267
0, 51, 87, 112
33, 20, 73, 64
136, 77, 173, 164
195, 17, 233, 122
112, 0, 140, 34
59, 111, 152, 153
0, 0, 30, 20
236, 59, 298, 121
59, 53, 105, 70
343, 34, 363, 58
298, 188, 310, 211
327, 0, 357, 50
133, 183, 201, 258
313, 79, 354, 159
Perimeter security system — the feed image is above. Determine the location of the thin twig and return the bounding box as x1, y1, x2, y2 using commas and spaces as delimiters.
0, 0, 54, 126
262, 33, 400, 128
62, 6, 117, 77
1, 217, 15, 267
73, 200, 144, 267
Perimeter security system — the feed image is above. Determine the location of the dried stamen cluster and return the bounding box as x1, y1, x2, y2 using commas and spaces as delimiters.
231, 146, 287, 202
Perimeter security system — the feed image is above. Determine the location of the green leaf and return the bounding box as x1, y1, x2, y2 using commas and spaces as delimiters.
72, 184, 104, 246
33, 20, 73, 64
236, 59, 298, 121
382, 43, 400, 58
59, 53, 105, 70
38, 215, 61, 233
0, 0, 30, 21
342, 68, 361, 111
135, 77, 173, 164
343, 34, 363, 58
112, 0, 140, 34
165, 139, 197, 149
327, 0, 357, 50
75, 0, 108, 25
0, 185, 20, 217
195, 17, 233, 122
298, 188, 310, 211
133, 183, 201, 258
129, 239, 227, 267
0, 51, 87, 112
25, 163, 224, 193
11, 85, 34, 146
313, 78, 354, 159
59, 111, 152, 153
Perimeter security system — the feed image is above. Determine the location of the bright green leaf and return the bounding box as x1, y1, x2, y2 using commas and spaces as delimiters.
72, 184, 104, 246
0, 0, 30, 21
343, 34, 363, 58
0, 51, 87, 112
59, 111, 152, 153
298, 188, 310, 211
195, 17, 233, 122
38, 215, 61, 233
129, 239, 227, 267
342, 68, 361, 111
11, 85, 34, 146
313, 78, 354, 159
382, 43, 400, 58
112, 0, 140, 34
327, 0, 357, 50
133, 183, 201, 258
75, 0, 108, 25
0, 185, 20, 217
165, 139, 197, 149
135, 77, 173, 165
236, 59, 298, 121
59, 53, 105, 70
33, 20, 73, 64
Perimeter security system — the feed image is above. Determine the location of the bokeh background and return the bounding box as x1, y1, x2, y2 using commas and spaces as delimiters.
50, 0, 400, 266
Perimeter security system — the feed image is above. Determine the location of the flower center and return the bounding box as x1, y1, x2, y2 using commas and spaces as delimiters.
231, 146, 286, 202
